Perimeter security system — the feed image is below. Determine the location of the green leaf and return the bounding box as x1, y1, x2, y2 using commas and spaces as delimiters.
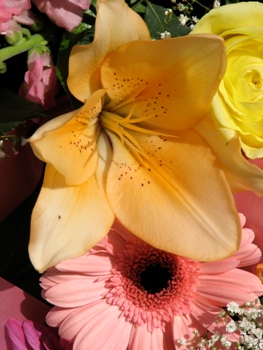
133, 3, 146, 13
0, 88, 48, 135
144, 3, 190, 39
56, 8, 96, 110
0, 121, 21, 135
124, 0, 146, 14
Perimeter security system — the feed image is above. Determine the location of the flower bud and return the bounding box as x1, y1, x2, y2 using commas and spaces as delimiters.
5, 29, 23, 46
0, 62, 7, 74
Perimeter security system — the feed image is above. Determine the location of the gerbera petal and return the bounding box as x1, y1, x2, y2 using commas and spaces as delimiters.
128, 323, 173, 350
239, 212, 246, 227
46, 306, 76, 328
233, 228, 261, 267
197, 269, 263, 304
173, 314, 206, 342
106, 129, 241, 262
191, 297, 220, 328
68, 0, 150, 102
57, 305, 93, 339
43, 279, 106, 308
29, 89, 106, 186
40, 270, 92, 288
195, 114, 263, 194
102, 34, 226, 130
69, 301, 131, 350
29, 133, 115, 272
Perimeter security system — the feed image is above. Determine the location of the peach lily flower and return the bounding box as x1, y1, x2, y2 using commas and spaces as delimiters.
29, 0, 241, 272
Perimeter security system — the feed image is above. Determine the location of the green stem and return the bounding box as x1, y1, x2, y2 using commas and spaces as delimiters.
0, 33, 46, 62
191, 0, 210, 12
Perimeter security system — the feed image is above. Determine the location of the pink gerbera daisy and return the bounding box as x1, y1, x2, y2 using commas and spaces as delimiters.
40, 214, 263, 350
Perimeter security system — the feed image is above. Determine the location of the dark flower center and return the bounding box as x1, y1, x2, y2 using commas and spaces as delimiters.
106, 240, 199, 330
139, 263, 172, 294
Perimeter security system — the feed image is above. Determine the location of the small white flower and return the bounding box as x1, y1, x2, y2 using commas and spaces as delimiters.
211, 333, 220, 342
241, 333, 258, 347
179, 14, 188, 25
159, 31, 171, 39
213, 0, 220, 8
252, 327, 263, 338
207, 338, 216, 347
177, 338, 187, 345
247, 308, 260, 319
239, 316, 253, 331
226, 320, 237, 333
220, 335, 233, 347
165, 9, 173, 16
221, 339, 232, 348
177, 3, 185, 11
227, 301, 240, 313
192, 16, 199, 23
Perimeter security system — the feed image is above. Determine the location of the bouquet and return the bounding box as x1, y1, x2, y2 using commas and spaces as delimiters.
1, 0, 263, 349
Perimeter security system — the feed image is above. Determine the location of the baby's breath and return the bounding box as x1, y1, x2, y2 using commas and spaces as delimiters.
170, 0, 217, 29
177, 300, 263, 349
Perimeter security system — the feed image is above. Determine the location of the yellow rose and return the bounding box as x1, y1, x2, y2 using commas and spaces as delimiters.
192, 2, 263, 159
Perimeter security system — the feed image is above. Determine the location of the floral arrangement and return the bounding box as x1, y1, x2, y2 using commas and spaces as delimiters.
1, 0, 263, 349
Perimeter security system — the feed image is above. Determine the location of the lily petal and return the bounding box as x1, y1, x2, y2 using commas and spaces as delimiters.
102, 34, 226, 130
29, 132, 114, 272
68, 0, 150, 102
106, 129, 241, 262
29, 89, 106, 185
195, 116, 263, 194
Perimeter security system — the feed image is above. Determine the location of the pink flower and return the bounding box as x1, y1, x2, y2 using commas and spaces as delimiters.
32, 0, 91, 32
19, 51, 59, 110
0, 0, 31, 32
14, 10, 40, 28
5, 318, 63, 350
40, 216, 263, 350
0, 18, 21, 43
234, 158, 263, 273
